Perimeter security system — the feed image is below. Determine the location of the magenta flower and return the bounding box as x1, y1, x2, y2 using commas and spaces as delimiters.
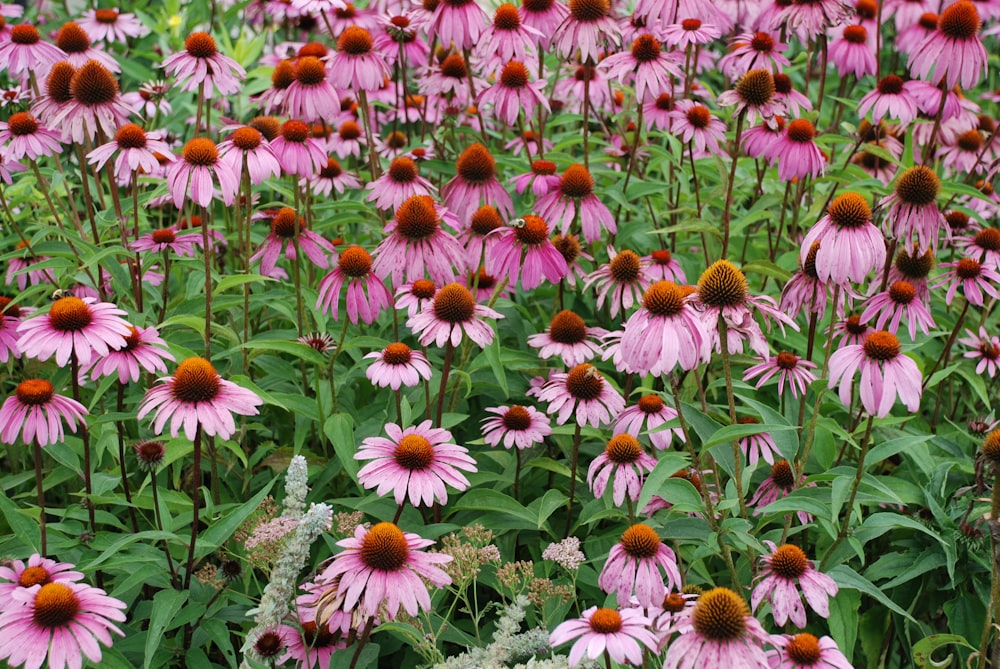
0, 580, 126, 669
275, 617, 341, 668
908, 1, 987, 90
718, 32, 790, 77
407, 283, 502, 348
46, 59, 134, 144
737, 416, 783, 465
510, 159, 562, 196
773, 73, 813, 117
329, 26, 390, 91
0, 379, 87, 447
600, 34, 683, 102
828, 330, 922, 417
959, 327, 1000, 377
488, 215, 569, 291
744, 352, 818, 399
858, 75, 920, 124
373, 15, 429, 67
585, 248, 649, 318
441, 143, 514, 224
615, 394, 683, 450
0, 554, 84, 610
282, 55, 340, 122
773, 119, 825, 182
17, 296, 130, 368
536, 164, 617, 243
0, 24, 67, 79
0, 298, 21, 362
588, 433, 657, 506
750, 459, 814, 525
363, 343, 432, 390
132, 227, 201, 257
662, 18, 721, 48
252, 207, 335, 276
550, 606, 657, 667
551, 0, 622, 64
660, 588, 770, 668
934, 257, 1000, 307
768, 633, 854, 669
162, 31, 245, 97
86, 325, 174, 384
477, 60, 550, 125
519, 0, 570, 48
395, 279, 437, 317
477, 4, 544, 72
87, 123, 175, 186
882, 165, 946, 254
860, 281, 935, 340
356, 420, 476, 506
309, 156, 362, 196
318, 522, 452, 619
137, 357, 263, 441
217, 126, 281, 185
0, 111, 62, 161
77, 9, 149, 43
829, 24, 876, 77
670, 100, 727, 157
317, 245, 392, 325
752, 541, 838, 628
271, 119, 327, 177
957, 227, 1000, 270
537, 363, 626, 428
482, 404, 552, 450
599, 523, 682, 607
800, 192, 885, 285
425, 0, 489, 51
366, 156, 436, 211
645, 249, 686, 283
717, 68, 784, 125
54, 21, 120, 72
167, 138, 239, 209
620, 280, 711, 375
527, 309, 606, 367
372, 195, 467, 289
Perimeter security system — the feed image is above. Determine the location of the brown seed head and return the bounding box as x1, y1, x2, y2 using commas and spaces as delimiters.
877, 75, 904, 95
49, 296, 93, 331
736, 69, 775, 107
955, 257, 982, 279
605, 433, 643, 464
501, 405, 532, 430
45, 62, 76, 103
185, 32, 218, 58
494, 4, 522, 29
469, 206, 502, 236
894, 246, 935, 279
631, 34, 662, 62
974, 228, 1000, 252
982, 430, 1000, 462
786, 633, 823, 665
56, 22, 91, 53
10, 24, 40, 45
568, 0, 610, 22
956, 129, 983, 152
395, 195, 439, 240
500, 61, 529, 88
786, 118, 815, 143
394, 434, 435, 470
750, 32, 774, 52
895, 165, 940, 205
553, 234, 582, 264
843, 24, 868, 43
588, 608, 623, 633
888, 280, 916, 305
638, 394, 664, 413
548, 310, 587, 343
70, 60, 119, 106
642, 280, 685, 316
440, 53, 468, 79
7, 112, 39, 136
691, 588, 749, 641
114, 123, 147, 149
338, 26, 374, 55
863, 331, 901, 361
769, 544, 808, 578
338, 246, 374, 278
938, 1, 980, 40
32, 583, 80, 628
522, 0, 554, 12
360, 522, 409, 571
250, 116, 281, 141
620, 524, 661, 558
15, 379, 54, 406
697, 260, 749, 307
388, 156, 418, 183
771, 459, 795, 488
456, 143, 496, 183
559, 164, 594, 198
565, 363, 604, 400
918, 12, 939, 28
281, 120, 310, 143
433, 283, 476, 323
827, 192, 871, 228
182, 138, 219, 166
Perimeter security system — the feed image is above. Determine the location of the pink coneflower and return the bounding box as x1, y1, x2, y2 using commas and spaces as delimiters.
478, 4, 543, 72
553, 63, 612, 113
327, 26, 389, 92
741, 116, 785, 161
831, 313, 871, 347
553, 233, 592, 287
77, 9, 149, 43
318, 522, 452, 619
537, 363, 625, 427
828, 330, 922, 417
47, 59, 134, 144
167, 138, 239, 209
645, 249, 686, 283
882, 165, 945, 253
478, 60, 550, 125
426, 0, 490, 51
510, 159, 562, 196
660, 587, 770, 668
372, 195, 466, 288
137, 357, 263, 441
271, 119, 327, 177
0, 379, 87, 447
482, 404, 552, 449
752, 541, 838, 628
407, 282, 502, 348
933, 258, 1000, 306
735, 416, 783, 465
773, 118, 825, 182
619, 280, 711, 375
599, 523, 681, 607
662, 17, 721, 48
0, 580, 126, 669
541, 164, 618, 244
86, 325, 174, 383
615, 394, 683, 450
800, 192, 885, 285
162, 31, 245, 97
276, 618, 342, 668
550, 606, 658, 667
0, 555, 83, 610
860, 280, 934, 340
519, 0, 570, 47
718, 32, 790, 77
217, 126, 281, 185
600, 34, 683, 102
717, 68, 784, 124
488, 215, 569, 291
366, 156, 435, 211
587, 249, 651, 317
0, 24, 66, 79
769, 633, 854, 669
938, 128, 987, 174
252, 207, 336, 276
54, 21, 119, 72
552, 0, 622, 64
460, 206, 504, 266
17, 296, 130, 368
5, 244, 50, 291
772, 73, 813, 117
504, 129, 553, 157
0, 111, 62, 161
0, 296, 22, 362
857, 75, 919, 124
829, 24, 875, 78
527, 309, 606, 366
373, 15, 429, 67
87, 123, 174, 186
959, 327, 1000, 377
670, 100, 727, 157
743, 352, 818, 399
395, 279, 437, 317
418, 53, 481, 105
908, 1, 987, 90
310, 156, 362, 196
642, 92, 676, 131
442, 143, 514, 224
330, 119, 365, 160
317, 245, 392, 324
121, 79, 171, 118
132, 227, 201, 257
364, 343, 432, 389
957, 227, 1000, 269
781, 244, 837, 318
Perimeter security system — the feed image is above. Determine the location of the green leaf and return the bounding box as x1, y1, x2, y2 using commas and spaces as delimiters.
828, 564, 917, 623
483, 336, 509, 397
741, 259, 792, 283
82, 531, 180, 571
828, 589, 861, 664
0, 490, 39, 551
144, 590, 188, 669
701, 423, 796, 449
913, 634, 976, 669
454, 489, 537, 529
195, 481, 275, 559
534, 488, 568, 531
866, 434, 934, 463
241, 339, 328, 366
637, 452, 690, 512
212, 273, 276, 296
325, 413, 358, 482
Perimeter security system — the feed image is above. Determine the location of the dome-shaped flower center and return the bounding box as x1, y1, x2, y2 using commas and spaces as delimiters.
877, 75, 904, 95
553, 234, 581, 263
182, 138, 219, 166
501, 405, 532, 430
18, 565, 51, 587
638, 394, 664, 414
32, 583, 80, 628
337, 26, 373, 56
316, 158, 343, 180
227, 127, 262, 153
134, 440, 166, 468
151, 229, 177, 244
15, 379, 54, 406
378, 342, 412, 365
620, 523, 661, 558
770, 543, 809, 578
433, 283, 476, 323
375, 158, 415, 188
185, 32, 218, 58
56, 22, 91, 53
589, 608, 623, 633
293, 56, 326, 87
11, 24, 40, 45
70, 60, 119, 106
300, 620, 335, 647
500, 61, 529, 88
394, 434, 435, 470
494, 3, 522, 29
697, 260, 749, 308
827, 192, 871, 229
46, 62, 76, 104
631, 34, 662, 62
559, 164, 594, 198
775, 351, 800, 369
786, 633, 823, 665
574, 65, 597, 81
122, 326, 142, 351
395, 195, 439, 240
608, 250, 642, 283
380, 131, 406, 151
360, 522, 409, 571
0, 296, 20, 319
974, 228, 1000, 251
750, 32, 774, 52
736, 69, 775, 107
95, 9, 119, 23
411, 279, 437, 299
113, 123, 147, 149
440, 53, 468, 79
49, 296, 93, 332
456, 143, 496, 183
843, 24, 868, 43
569, 0, 610, 21
918, 12, 938, 28
844, 314, 868, 336
771, 459, 795, 488
801, 241, 821, 278
335, 2, 358, 16
888, 280, 915, 305
692, 588, 748, 640
565, 363, 604, 400
337, 245, 373, 278
938, 1, 980, 40
522, 0, 554, 12
7, 112, 39, 136
983, 430, 1000, 461
171, 357, 221, 403
654, 93, 674, 111
280, 120, 310, 143
469, 206, 501, 236
338, 121, 361, 141
956, 130, 983, 152
548, 310, 587, 344
271, 60, 296, 90
856, 0, 877, 17
680, 17, 703, 29
641, 280, 685, 316
772, 73, 793, 94
250, 116, 281, 141
946, 210, 970, 231
253, 631, 285, 658
525, 161, 555, 178
863, 331, 901, 361
663, 592, 687, 612
894, 246, 934, 279
895, 165, 940, 206
514, 215, 550, 245
787, 118, 815, 143
955, 257, 982, 279
605, 433, 642, 464
271, 208, 303, 238
681, 105, 712, 131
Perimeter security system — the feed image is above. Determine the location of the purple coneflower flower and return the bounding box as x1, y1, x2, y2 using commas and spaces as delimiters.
137, 357, 263, 441
373, 15, 429, 67
743, 352, 818, 399
750, 459, 814, 524
599, 523, 681, 607
959, 327, 1000, 377
908, 1, 987, 90
372, 195, 466, 288
167, 138, 239, 209
527, 310, 606, 367
17, 296, 130, 368
317, 245, 391, 325
328, 26, 390, 91
829, 24, 875, 77
860, 280, 934, 340
0, 297, 23, 362
957, 226, 1000, 269
132, 227, 201, 257
482, 404, 552, 449
934, 257, 1000, 306
800, 192, 885, 285
275, 618, 339, 668
828, 330, 922, 417
552, 0, 622, 64
477, 60, 550, 125
366, 156, 435, 211
217, 126, 281, 185
520, 0, 570, 48
0, 554, 83, 610
406, 282, 502, 348
670, 100, 726, 157
537, 363, 625, 427
0, 111, 62, 161
162, 31, 245, 97
425, 0, 490, 51
736, 416, 783, 465
719, 31, 789, 77
882, 165, 946, 254
660, 587, 770, 668
252, 207, 336, 276
536, 164, 617, 243
364, 343, 432, 390
510, 159, 562, 196
442, 143, 514, 224
615, 394, 683, 450
752, 541, 838, 628
773, 73, 813, 117
600, 33, 683, 102
77, 8, 149, 43
395, 279, 437, 317
87, 123, 174, 186
717, 68, 784, 124
857, 75, 919, 124
620, 280, 710, 375
662, 17, 721, 48
488, 215, 569, 291
645, 249, 686, 283
585, 248, 649, 317
86, 325, 174, 383
773, 118, 825, 182
550, 606, 658, 667
54, 21, 119, 72
47, 59, 133, 144
769, 633, 854, 669
309, 156, 361, 196
0, 379, 87, 447
832, 313, 872, 347
0, 24, 66, 79
271, 119, 327, 178
477, 4, 543, 72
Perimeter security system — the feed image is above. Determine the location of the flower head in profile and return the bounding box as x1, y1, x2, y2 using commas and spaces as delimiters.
959, 328, 1000, 378
800, 192, 885, 285
271, 119, 327, 177
366, 156, 436, 211
0, 24, 67, 79
599, 523, 682, 608
0, 112, 62, 161
527, 310, 605, 366
908, 0, 987, 90
537, 164, 617, 243
551, 0, 622, 64
751, 542, 838, 628
252, 207, 336, 277
584, 248, 649, 318
17, 296, 131, 368
743, 352, 818, 399
660, 587, 770, 669
860, 280, 935, 341
329, 27, 390, 91
858, 75, 919, 124
77, 8, 149, 43
488, 215, 569, 291
87, 123, 175, 186
217, 125, 281, 186
735, 416, 783, 465
406, 282, 503, 349
549, 606, 657, 667
773, 119, 825, 182
600, 34, 684, 102
372, 195, 466, 289
482, 405, 552, 450
588, 433, 658, 506
620, 280, 711, 375
167, 138, 239, 209
162, 31, 245, 97
86, 325, 174, 383
537, 363, 625, 427
441, 143, 514, 224
717, 68, 784, 124
0, 296, 23, 363
882, 165, 945, 254
768, 633, 854, 668
827, 330, 921, 417
615, 394, 683, 450
0, 379, 85, 448
477, 60, 550, 125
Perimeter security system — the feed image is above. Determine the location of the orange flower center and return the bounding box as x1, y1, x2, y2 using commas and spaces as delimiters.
395, 195, 439, 240
7, 112, 39, 136
827, 192, 871, 228
736, 69, 775, 106
388, 156, 418, 183
770, 544, 809, 578
771, 459, 795, 488
281, 120, 310, 143
32, 583, 80, 628
938, 0, 980, 40
863, 331, 901, 361
697, 260, 748, 308
394, 434, 435, 470
588, 608, 623, 633
559, 164, 594, 198
338, 26, 373, 55
171, 357, 221, 403
494, 4, 522, 29
548, 310, 587, 343
470, 206, 502, 236
182, 138, 219, 166
360, 522, 409, 571
787, 118, 815, 143
500, 61, 529, 88
501, 405, 532, 430
18, 565, 51, 587
691, 588, 748, 640
95, 9, 119, 23
382, 342, 413, 365
433, 283, 476, 323
15, 380, 54, 406
456, 143, 496, 183
70, 60, 119, 106
11, 24, 40, 45
56, 22, 91, 53
620, 523, 660, 558
786, 633, 823, 664
888, 280, 916, 305
568, 0, 610, 22
642, 280, 685, 316
185, 32, 218, 58
565, 363, 604, 400
514, 215, 550, 246
338, 246, 374, 278
631, 34, 662, 62
49, 297, 93, 332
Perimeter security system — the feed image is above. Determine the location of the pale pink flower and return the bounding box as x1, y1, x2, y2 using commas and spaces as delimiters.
620, 280, 711, 375
768, 633, 854, 669
743, 352, 818, 399
752, 541, 838, 628
167, 138, 239, 209
660, 587, 770, 669
77, 9, 149, 43
162, 32, 245, 97
827, 330, 922, 417
86, 325, 174, 384
536, 164, 616, 243
537, 363, 625, 428
959, 327, 1000, 377
87, 123, 174, 186
615, 394, 683, 450
17, 296, 130, 368
0, 379, 87, 447
550, 606, 657, 667
859, 280, 935, 340
482, 404, 552, 450
800, 192, 885, 285
599, 523, 681, 607
600, 34, 684, 102
406, 282, 502, 349
488, 215, 569, 291
527, 309, 606, 367
364, 343, 432, 389
908, 1, 987, 90
317, 245, 392, 325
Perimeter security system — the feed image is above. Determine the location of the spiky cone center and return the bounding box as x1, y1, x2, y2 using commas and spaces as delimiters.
501, 405, 532, 430
152, 229, 177, 244
494, 3, 522, 29
361, 522, 409, 571
939, 1, 980, 39
338, 246, 373, 278
70, 60, 119, 106
559, 164, 594, 198
500, 61, 529, 88
736, 69, 775, 107
433, 283, 476, 323
843, 24, 867, 43
916, 12, 938, 29
888, 280, 916, 305
18, 566, 50, 587
692, 588, 749, 641
631, 34, 662, 62
787, 119, 815, 143
15, 379, 54, 406
522, 0, 554, 12
49, 296, 93, 332
650, 249, 674, 266
588, 608, 623, 633
394, 434, 435, 470
109, 123, 148, 150
663, 593, 687, 612
469, 206, 502, 236
981, 341, 1000, 360
605, 433, 642, 464
637, 394, 664, 414
253, 631, 285, 658
844, 314, 868, 336
776, 633, 822, 664
292, 56, 325, 87
46, 62, 76, 103
395, 195, 439, 240
620, 523, 661, 558
225, 128, 262, 154
134, 440, 165, 469
280, 120, 310, 143
974, 228, 1000, 251
249, 116, 280, 141
771, 459, 795, 488
338, 121, 361, 141
541, 310, 585, 344
877, 75, 904, 95
769, 544, 809, 578
565, 363, 604, 400
569, 0, 610, 21
380, 342, 412, 365
863, 331, 901, 361
32, 583, 80, 628
749, 32, 774, 52
553, 234, 582, 263
440, 53, 468, 79
172, 357, 221, 403
514, 215, 550, 246
0, 296, 20, 318
95, 9, 119, 23
697, 260, 749, 308
56, 22, 91, 53
7, 112, 39, 137
337, 26, 373, 55
11, 24, 40, 45
956, 258, 983, 279
381, 157, 417, 185
183, 138, 219, 167
271, 60, 296, 90
801, 241, 821, 278
895, 165, 940, 206
773, 73, 793, 94
894, 246, 934, 279
411, 279, 436, 300
641, 280, 684, 316
654, 93, 674, 111
679, 105, 709, 130
456, 143, 496, 183
272, 208, 304, 238
607, 250, 641, 284
957, 130, 983, 152
775, 351, 800, 369
121, 326, 142, 351
981, 429, 1000, 463
827, 192, 871, 229
319, 158, 343, 179
185, 32, 218, 58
